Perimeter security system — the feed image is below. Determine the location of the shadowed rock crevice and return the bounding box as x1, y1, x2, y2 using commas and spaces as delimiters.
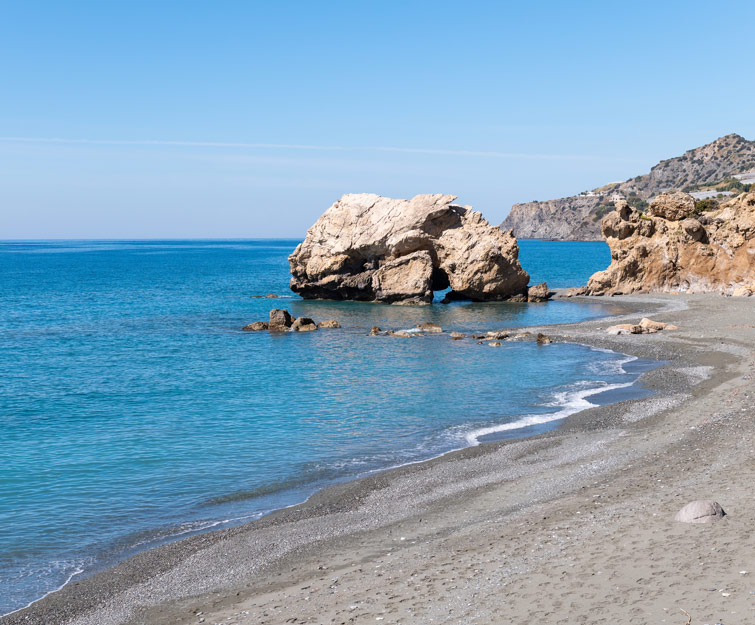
290, 194, 537, 304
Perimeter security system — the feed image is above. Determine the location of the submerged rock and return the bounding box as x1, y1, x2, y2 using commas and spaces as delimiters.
289, 193, 530, 304
317, 319, 341, 328
242, 321, 268, 331
416, 322, 442, 333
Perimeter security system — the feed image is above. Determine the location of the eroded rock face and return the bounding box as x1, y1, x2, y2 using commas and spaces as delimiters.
289, 194, 531, 303
584, 192, 755, 295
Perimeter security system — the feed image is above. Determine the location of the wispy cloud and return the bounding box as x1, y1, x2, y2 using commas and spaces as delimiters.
0, 136, 609, 161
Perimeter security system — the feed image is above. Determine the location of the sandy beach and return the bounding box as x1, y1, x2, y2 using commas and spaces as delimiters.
4, 293, 755, 625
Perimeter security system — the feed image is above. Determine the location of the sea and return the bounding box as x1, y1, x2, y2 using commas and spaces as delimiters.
0, 238, 650, 615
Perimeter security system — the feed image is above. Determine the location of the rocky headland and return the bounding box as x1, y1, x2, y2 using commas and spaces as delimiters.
289, 193, 547, 304
578, 191, 755, 296
502, 133, 755, 240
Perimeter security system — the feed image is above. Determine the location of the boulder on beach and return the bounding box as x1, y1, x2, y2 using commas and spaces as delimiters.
289, 193, 532, 304
242, 321, 268, 331
674, 500, 726, 523
527, 282, 550, 302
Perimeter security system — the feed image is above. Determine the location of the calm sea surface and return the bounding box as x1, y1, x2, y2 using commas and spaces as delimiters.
0, 238, 634, 614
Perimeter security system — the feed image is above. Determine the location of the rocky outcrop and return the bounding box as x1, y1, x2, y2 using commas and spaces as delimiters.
583, 192, 755, 295
289, 193, 534, 304
502, 134, 755, 240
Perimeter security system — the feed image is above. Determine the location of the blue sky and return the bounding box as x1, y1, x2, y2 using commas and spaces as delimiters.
1, 1, 754, 238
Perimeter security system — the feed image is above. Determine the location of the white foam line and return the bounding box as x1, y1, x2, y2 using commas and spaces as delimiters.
2, 566, 84, 618
464, 381, 634, 446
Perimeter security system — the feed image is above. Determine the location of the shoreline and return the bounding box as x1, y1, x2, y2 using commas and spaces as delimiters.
4, 293, 754, 625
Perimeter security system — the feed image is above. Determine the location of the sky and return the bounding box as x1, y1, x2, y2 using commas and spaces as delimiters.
1, 1, 754, 239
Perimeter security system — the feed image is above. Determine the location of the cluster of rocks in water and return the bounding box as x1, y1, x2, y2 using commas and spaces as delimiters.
243, 311, 554, 346
288, 193, 550, 305
366, 324, 553, 345
243, 309, 341, 333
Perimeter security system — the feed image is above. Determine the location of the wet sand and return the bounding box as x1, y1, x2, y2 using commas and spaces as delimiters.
4, 293, 755, 625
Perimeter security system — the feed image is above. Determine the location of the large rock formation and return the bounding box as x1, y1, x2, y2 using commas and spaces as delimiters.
289, 193, 532, 304
502, 133, 755, 240
582, 192, 755, 295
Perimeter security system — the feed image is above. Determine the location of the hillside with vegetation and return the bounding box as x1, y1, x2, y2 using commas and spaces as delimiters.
501, 133, 755, 240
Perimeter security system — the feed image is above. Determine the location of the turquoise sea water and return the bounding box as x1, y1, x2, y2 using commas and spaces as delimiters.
0, 238, 630, 614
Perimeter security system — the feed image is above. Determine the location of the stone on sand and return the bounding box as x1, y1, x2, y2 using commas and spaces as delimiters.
674, 500, 726, 523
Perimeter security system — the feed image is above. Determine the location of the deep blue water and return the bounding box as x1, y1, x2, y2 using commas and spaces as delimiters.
0, 238, 630, 615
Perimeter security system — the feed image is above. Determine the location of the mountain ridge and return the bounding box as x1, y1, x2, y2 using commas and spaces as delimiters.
501, 134, 755, 240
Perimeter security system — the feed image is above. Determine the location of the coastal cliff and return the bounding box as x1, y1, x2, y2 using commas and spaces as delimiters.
289, 193, 539, 303
502, 133, 755, 240
581, 191, 755, 295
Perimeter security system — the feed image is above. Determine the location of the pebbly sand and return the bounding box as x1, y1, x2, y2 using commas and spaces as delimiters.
4, 293, 755, 625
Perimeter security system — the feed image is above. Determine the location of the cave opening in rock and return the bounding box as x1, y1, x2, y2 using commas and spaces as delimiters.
430, 266, 450, 291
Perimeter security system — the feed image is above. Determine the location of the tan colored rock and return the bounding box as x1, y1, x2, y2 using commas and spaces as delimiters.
606, 324, 643, 335
536, 333, 552, 345
732, 286, 753, 297
486, 331, 509, 340
317, 319, 341, 328
585, 192, 755, 295
674, 500, 725, 524
450, 332, 465, 340
291, 317, 317, 332
647, 191, 697, 221
639, 318, 667, 331
527, 282, 550, 302
488, 341, 502, 347
369, 326, 382, 336
242, 321, 268, 331
417, 322, 442, 333
289, 194, 530, 304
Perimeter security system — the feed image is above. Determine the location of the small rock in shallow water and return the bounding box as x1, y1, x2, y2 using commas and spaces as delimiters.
317, 319, 341, 328
269, 308, 294, 328
488, 341, 502, 347
291, 317, 318, 332
450, 332, 465, 340
536, 333, 552, 345
242, 321, 268, 331
416, 322, 442, 333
